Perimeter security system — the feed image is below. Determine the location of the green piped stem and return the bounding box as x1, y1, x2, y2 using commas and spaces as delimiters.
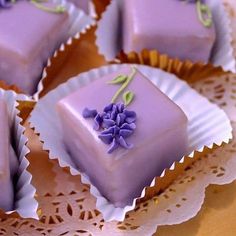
196, 0, 212, 28
111, 67, 137, 104
31, 0, 65, 13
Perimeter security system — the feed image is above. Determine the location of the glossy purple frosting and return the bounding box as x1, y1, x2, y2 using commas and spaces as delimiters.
57, 66, 188, 207
0, 100, 19, 211
122, 0, 216, 63
0, 1, 69, 94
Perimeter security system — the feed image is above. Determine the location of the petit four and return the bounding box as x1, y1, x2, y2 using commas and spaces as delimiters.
0, 100, 19, 211
0, 1, 69, 94
57, 66, 188, 207
122, 0, 216, 63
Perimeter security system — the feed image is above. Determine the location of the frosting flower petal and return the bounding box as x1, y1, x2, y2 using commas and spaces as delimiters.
108, 139, 119, 154
104, 103, 113, 112
118, 136, 133, 149
124, 110, 136, 123
119, 129, 133, 138
121, 123, 136, 130
98, 133, 113, 145
103, 119, 116, 128
116, 113, 126, 126
82, 108, 98, 118
94, 114, 103, 131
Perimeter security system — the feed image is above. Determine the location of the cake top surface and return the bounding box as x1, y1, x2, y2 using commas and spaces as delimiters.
124, 0, 215, 37
58, 66, 188, 155
0, 0, 68, 60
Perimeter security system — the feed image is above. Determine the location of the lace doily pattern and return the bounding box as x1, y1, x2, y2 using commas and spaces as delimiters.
1, 1, 236, 235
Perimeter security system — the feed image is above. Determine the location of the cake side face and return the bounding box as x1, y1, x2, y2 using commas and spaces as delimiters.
57, 66, 188, 206
0, 100, 14, 211
122, 0, 216, 63
0, 1, 69, 94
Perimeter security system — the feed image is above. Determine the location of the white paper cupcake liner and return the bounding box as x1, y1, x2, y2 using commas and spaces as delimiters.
0, 90, 38, 219
96, 0, 236, 73
29, 64, 232, 221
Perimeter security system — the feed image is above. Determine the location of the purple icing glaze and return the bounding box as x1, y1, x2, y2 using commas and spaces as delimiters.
83, 103, 137, 154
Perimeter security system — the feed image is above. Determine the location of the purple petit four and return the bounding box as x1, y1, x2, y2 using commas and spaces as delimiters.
57, 66, 188, 207
122, 0, 216, 63
0, 1, 69, 94
0, 100, 19, 211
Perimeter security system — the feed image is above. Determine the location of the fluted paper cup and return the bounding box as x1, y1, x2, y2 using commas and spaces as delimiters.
0, 89, 38, 219
29, 64, 232, 221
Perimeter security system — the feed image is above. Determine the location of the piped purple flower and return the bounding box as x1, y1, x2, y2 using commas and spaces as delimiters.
82, 103, 137, 154
82, 108, 97, 118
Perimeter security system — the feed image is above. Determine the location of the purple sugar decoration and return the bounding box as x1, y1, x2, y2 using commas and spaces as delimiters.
0, 0, 11, 8
82, 103, 137, 154
82, 108, 98, 118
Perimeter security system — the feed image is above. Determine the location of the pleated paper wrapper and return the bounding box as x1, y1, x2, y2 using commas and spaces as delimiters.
96, 0, 236, 73
29, 64, 232, 221
0, 89, 38, 219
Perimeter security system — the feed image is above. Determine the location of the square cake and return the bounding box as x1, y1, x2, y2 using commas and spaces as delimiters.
57, 66, 188, 207
0, 1, 69, 94
122, 0, 216, 63
0, 100, 16, 211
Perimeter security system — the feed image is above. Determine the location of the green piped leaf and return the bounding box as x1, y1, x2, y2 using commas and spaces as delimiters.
123, 91, 134, 106
30, 0, 65, 13
108, 75, 128, 85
